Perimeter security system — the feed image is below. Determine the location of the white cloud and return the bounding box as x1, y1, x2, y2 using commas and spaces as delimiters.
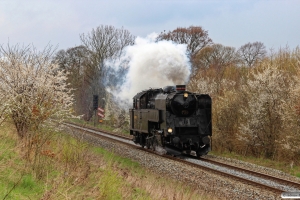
0, 0, 299, 50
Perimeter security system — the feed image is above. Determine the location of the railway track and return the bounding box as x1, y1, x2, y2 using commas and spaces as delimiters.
198, 157, 300, 192
63, 121, 300, 196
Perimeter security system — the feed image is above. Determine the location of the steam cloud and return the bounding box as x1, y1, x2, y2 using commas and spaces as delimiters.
107, 33, 191, 104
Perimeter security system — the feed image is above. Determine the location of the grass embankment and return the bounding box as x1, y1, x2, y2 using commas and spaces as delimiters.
0, 122, 213, 200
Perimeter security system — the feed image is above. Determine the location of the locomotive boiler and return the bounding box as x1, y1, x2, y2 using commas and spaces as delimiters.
129, 85, 212, 157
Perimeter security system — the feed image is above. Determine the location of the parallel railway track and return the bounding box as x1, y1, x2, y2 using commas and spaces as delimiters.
63, 122, 300, 195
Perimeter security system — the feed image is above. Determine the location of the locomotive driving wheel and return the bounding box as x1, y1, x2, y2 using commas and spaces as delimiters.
146, 136, 151, 149
146, 134, 157, 151
151, 138, 157, 151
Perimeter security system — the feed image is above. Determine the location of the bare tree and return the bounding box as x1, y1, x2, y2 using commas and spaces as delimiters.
79, 25, 135, 120
193, 44, 238, 70
55, 46, 92, 87
54, 46, 94, 119
191, 44, 239, 94
80, 25, 135, 64
237, 42, 267, 67
156, 26, 213, 57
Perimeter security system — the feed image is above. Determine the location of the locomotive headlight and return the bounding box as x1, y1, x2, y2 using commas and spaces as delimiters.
183, 92, 188, 98
167, 128, 173, 133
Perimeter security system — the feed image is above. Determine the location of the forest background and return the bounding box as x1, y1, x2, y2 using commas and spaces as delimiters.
1, 25, 300, 165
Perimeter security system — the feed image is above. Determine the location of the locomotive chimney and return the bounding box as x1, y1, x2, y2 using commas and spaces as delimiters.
176, 85, 186, 91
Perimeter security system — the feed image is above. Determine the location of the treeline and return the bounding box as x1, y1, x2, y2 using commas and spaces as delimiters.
188, 47, 300, 163
54, 25, 300, 163
54, 25, 135, 124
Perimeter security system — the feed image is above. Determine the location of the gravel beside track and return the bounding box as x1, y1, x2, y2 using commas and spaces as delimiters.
60, 124, 289, 200
202, 155, 300, 184
185, 158, 300, 192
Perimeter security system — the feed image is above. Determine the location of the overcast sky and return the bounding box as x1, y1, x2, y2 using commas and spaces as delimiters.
1, 0, 299, 51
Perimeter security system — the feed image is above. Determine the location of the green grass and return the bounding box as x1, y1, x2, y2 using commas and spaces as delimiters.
0, 124, 44, 200
92, 147, 144, 175
131, 187, 151, 200
98, 168, 123, 200
67, 117, 130, 135
0, 174, 43, 200
97, 166, 152, 200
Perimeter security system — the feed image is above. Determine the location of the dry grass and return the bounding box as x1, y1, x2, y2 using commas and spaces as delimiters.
0, 121, 216, 200
86, 151, 211, 200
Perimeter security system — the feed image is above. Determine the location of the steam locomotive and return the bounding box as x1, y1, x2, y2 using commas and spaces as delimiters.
129, 85, 212, 157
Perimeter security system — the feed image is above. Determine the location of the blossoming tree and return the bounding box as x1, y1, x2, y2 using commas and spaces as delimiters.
0, 44, 74, 139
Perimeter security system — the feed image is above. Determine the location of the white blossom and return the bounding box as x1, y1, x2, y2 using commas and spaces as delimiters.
0, 44, 74, 138
238, 63, 300, 155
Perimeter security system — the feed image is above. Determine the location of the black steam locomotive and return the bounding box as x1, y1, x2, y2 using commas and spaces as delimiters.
129, 85, 212, 157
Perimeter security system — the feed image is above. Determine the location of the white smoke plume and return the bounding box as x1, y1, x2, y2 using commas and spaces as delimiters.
107, 33, 191, 104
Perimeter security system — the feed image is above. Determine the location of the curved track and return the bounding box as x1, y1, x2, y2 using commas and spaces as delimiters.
63, 122, 300, 195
